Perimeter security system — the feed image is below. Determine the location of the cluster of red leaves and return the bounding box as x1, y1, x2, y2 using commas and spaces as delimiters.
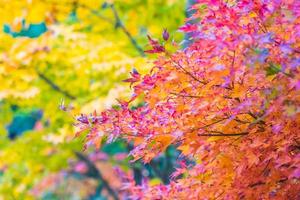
76, 0, 300, 199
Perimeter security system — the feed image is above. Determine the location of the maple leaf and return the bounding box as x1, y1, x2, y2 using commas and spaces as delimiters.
178, 23, 198, 32
76, 0, 300, 199
144, 35, 165, 54
122, 68, 141, 88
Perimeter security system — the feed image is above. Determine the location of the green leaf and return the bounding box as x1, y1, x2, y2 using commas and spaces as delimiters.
266, 63, 281, 76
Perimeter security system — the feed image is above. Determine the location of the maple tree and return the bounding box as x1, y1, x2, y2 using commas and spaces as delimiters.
76, 0, 300, 199
0, 0, 185, 199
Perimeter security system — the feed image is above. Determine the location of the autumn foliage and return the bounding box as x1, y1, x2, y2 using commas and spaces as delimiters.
76, 0, 300, 199
0, 1, 186, 198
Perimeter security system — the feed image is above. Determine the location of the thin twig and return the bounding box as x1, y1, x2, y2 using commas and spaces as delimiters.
110, 4, 145, 57
248, 112, 258, 119
195, 118, 229, 130
36, 69, 76, 100
261, 159, 271, 176
77, 3, 115, 24
249, 181, 265, 188
170, 92, 202, 98
52, 1, 145, 56
230, 50, 236, 89
171, 60, 208, 84
234, 118, 251, 124
198, 132, 249, 137
75, 152, 119, 200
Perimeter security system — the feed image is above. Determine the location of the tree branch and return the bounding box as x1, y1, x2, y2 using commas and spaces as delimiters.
36, 70, 76, 100
77, 3, 115, 24
49, 1, 145, 56
110, 4, 145, 57
75, 152, 119, 200
171, 60, 208, 84
192, 118, 229, 131
170, 92, 202, 98
230, 50, 236, 89
198, 132, 249, 137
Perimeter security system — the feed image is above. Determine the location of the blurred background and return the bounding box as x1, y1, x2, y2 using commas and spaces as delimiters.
0, 0, 188, 199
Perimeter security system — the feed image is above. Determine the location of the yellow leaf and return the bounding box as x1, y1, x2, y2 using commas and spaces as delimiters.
178, 144, 190, 155
249, 11, 257, 18
149, 178, 161, 186
153, 134, 174, 151
133, 137, 144, 146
